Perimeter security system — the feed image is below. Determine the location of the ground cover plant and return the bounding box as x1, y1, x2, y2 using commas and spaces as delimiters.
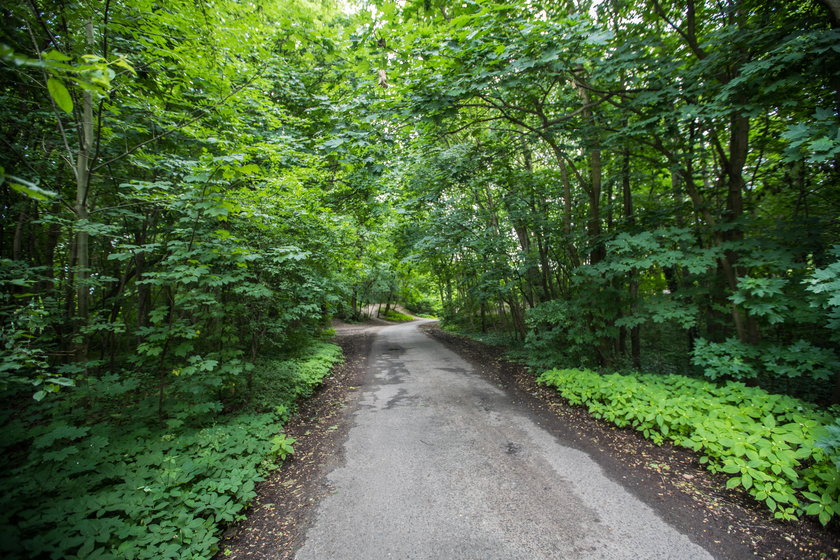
537, 368, 840, 526
383, 309, 415, 322
0, 340, 342, 559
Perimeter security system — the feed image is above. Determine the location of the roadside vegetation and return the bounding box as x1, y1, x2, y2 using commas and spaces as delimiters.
0, 339, 341, 559
538, 368, 840, 525
377, 0, 840, 530
383, 309, 415, 322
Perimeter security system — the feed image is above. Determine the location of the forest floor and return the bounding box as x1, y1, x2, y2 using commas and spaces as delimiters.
216, 320, 839, 560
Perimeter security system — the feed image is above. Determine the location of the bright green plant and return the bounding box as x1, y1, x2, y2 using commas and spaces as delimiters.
0, 340, 342, 560
537, 367, 840, 525
816, 418, 840, 470
691, 338, 760, 380
805, 247, 840, 338
384, 309, 414, 322
270, 434, 297, 461
692, 337, 840, 387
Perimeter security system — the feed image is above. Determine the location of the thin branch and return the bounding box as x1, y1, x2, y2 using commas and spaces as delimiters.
91, 0, 113, 176
92, 69, 264, 172
477, 93, 542, 119
544, 96, 611, 127
651, 0, 707, 60
26, 0, 60, 51
443, 116, 506, 136
25, 22, 76, 178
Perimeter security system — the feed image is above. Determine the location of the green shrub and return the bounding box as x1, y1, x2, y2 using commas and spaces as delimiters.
537, 368, 840, 525
692, 337, 839, 384
383, 309, 414, 322
817, 418, 840, 470
0, 341, 343, 559
403, 297, 438, 316
250, 341, 343, 412
523, 299, 602, 369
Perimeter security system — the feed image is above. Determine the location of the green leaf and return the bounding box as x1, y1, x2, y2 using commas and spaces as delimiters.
7, 175, 57, 201
802, 491, 821, 502
722, 462, 741, 474
43, 50, 72, 62
808, 136, 835, 152
586, 30, 614, 45
47, 77, 73, 114
805, 503, 822, 515
818, 509, 831, 526
741, 473, 753, 490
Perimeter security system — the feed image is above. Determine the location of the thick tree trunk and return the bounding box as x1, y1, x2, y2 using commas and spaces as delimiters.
587, 140, 604, 264
551, 148, 580, 268
572, 78, 604, 264
821, 0, 840, 24
722, 113, 751, 342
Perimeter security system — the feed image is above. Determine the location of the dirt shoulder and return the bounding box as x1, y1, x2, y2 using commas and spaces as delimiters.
215, 326, 379, 560
420, 323, 840, 560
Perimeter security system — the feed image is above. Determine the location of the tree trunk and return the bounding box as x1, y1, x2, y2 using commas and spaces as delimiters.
622, 147, 641, 368
821, 0, 840, 25
588, 141, 604, 264
722, 113, 751, 342
572, 78, 604, 264
73, 21, 95, 363
551, 146, 581, 268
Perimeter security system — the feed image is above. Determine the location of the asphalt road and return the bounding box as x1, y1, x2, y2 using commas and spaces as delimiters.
294, 321, 715, 559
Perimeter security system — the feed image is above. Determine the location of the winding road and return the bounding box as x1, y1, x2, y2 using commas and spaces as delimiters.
294, 321, 715, 559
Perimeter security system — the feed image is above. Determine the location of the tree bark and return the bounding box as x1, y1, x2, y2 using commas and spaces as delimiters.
12, 206, 26, 261
821, 0, 840, 25
74, 20, 95, 333
571, 75, 605, 264
622, 147, 641, 368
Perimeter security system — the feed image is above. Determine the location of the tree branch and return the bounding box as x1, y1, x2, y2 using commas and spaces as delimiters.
92, 70, 263, 172
651, 0, 707, 60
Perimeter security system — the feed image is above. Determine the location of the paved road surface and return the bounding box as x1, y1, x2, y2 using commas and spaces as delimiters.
295, 321, 714, 559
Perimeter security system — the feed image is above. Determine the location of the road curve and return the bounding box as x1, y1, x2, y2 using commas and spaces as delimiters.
294, 321, 714, 559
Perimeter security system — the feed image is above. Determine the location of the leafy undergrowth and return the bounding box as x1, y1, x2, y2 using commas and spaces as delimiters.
0, 341, 342, 560
537, 368, 840, 527
440, 324, 519, 348
383, 309, 415, 322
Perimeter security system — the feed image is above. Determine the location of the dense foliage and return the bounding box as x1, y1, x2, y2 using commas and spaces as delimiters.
378, 0, 840, 403
538, 368, 840, 525
0, 340, 341, 559
0, 0, 377, 557
377, 0, 840, 528
2, 0, 840, 552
